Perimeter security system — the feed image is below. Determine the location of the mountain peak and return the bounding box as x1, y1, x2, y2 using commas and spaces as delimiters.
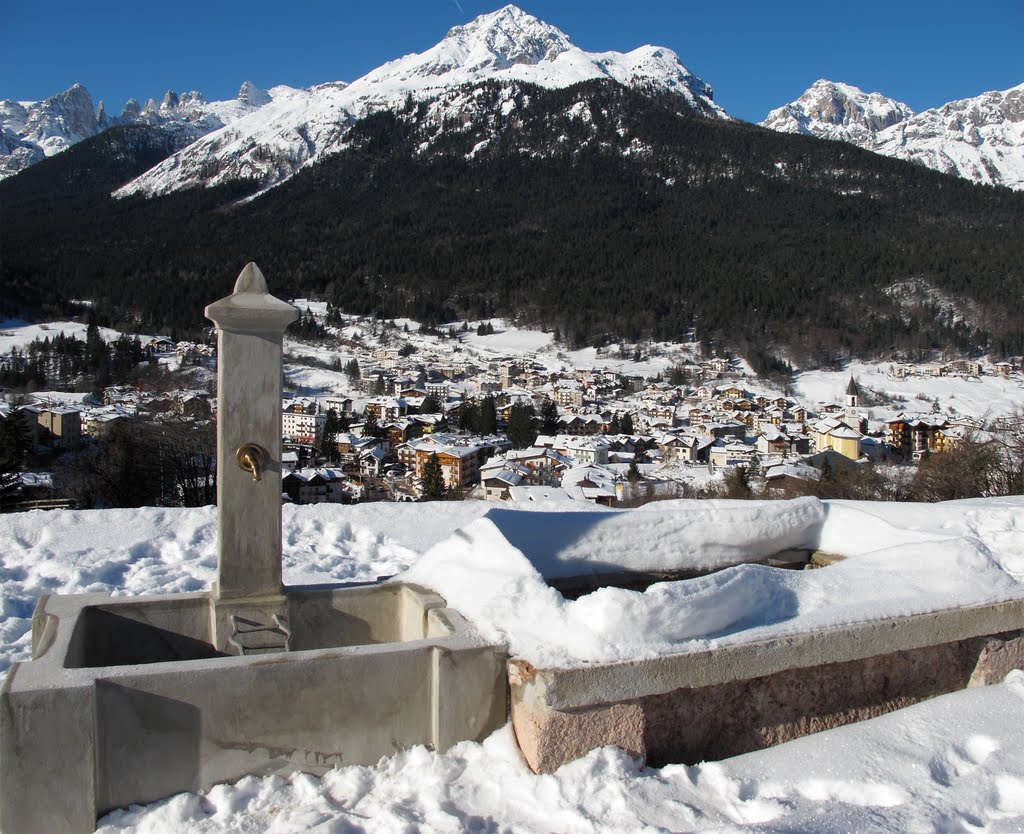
761, 79, 914, 143
237, 81, 272, 107
446, 5, 570, 57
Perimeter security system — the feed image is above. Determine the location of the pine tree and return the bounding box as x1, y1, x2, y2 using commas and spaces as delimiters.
627, 458, 642, 483
620, 412, 635, 435
320, 408, 342, 462
420, 452, 446, 501
362, 412, 382, 439
478, 396, 498, 436
459, 400, 478, 433
507, 401, 537, 449
540, 398, 559, 435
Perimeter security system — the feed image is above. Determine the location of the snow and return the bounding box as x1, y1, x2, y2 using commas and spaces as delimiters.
3, 498, 1024, 831
93, 674, 1024, 833
0, 318, 126, 354
401, 497, 1024, 667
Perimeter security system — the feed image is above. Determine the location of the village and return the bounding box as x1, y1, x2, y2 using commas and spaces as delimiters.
3, 307, 1023, 511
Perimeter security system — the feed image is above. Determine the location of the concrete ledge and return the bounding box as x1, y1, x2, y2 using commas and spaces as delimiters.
522, 599, 1024, 711
511, 600, 1024, 773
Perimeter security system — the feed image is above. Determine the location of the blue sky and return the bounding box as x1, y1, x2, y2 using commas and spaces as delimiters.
4, 1, 1022, 123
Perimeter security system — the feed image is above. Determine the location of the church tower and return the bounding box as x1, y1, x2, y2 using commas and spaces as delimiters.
844, 375, 859, 410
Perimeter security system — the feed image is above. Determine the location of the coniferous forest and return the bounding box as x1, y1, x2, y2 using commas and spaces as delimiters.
2, 79, 1023, 368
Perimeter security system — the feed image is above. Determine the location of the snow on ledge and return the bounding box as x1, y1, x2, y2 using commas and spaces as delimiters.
398, 497, 1024, 668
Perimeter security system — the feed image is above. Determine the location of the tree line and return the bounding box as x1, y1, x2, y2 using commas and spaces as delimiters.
3, 79, 1023, 364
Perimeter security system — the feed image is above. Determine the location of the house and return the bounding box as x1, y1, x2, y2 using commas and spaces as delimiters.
755, 427, 793, 457
507, 485, 573, 503
763, 461, 820, 497
425, 379, 452, 401
564, 437, 610, 466
943, 359, 982, 377
81, 406, 132, 438
323, 396, 354, 415
660, 434, 699, 464
281, 468, 350, 504
364, 397, 407, 422
505, 447, 570, 486
479, 461, 529, 501
360, 447, 388, 477
402, 433, 502, 489
559, 464, 618, 505
33, 406, 82, 451
553, 382, 584, 408
708, 440, 757, 470
887, 414, 950, 461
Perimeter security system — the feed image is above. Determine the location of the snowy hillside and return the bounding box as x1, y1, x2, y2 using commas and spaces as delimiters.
2, 498, 1024, 832
113, 5, 727, 198
762, 79, 1024, 191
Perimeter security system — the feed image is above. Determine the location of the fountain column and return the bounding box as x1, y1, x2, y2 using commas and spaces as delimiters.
205, 263, 297, 651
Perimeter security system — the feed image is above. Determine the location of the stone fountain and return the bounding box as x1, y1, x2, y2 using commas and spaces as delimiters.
0, 265, 506, 833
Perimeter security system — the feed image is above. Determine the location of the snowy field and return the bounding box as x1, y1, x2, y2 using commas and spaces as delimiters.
792, 359, 1024, 421
2, 498, 1024, 832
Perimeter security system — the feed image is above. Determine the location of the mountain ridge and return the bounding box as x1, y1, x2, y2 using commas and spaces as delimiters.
762, 79, 1024, 190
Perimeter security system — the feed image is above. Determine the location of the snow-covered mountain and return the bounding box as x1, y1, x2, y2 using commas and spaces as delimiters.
762, 79, 1024, 191
760, 79, 915, 146
113, 5, 727, 198
872, 84, 1024, 191
0, 81, 286, 180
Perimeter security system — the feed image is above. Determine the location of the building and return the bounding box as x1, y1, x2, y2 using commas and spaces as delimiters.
282, 399, 326, 444
887, 414, 950, 461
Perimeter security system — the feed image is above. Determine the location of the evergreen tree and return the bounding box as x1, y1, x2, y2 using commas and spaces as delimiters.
420, 452, 446, 501
540, 398, 559, 435
420, 394, 442, 414
320, 408, 342, 462
506, 401, 538, 449
459, 400, 479, 433
478, 395, 498, 436
0, 410, 33, 476
374, 373, 386, 395
620, 412, 635, 435
627, 458, 642, 483
345, 358, 361, 382
361, 412, 382, 439
609, 413, 622, 435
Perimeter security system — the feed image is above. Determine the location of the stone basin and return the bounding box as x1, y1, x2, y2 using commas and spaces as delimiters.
2, 584, 507, 833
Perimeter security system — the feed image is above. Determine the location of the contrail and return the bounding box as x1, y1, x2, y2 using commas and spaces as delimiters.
453, 0, 465, 13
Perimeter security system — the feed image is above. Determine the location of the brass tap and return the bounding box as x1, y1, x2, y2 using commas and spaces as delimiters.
236, 444, 266, 482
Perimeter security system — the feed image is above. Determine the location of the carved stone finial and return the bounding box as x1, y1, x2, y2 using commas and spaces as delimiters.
205, 263, 297, 336
233, 262, 269, 295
